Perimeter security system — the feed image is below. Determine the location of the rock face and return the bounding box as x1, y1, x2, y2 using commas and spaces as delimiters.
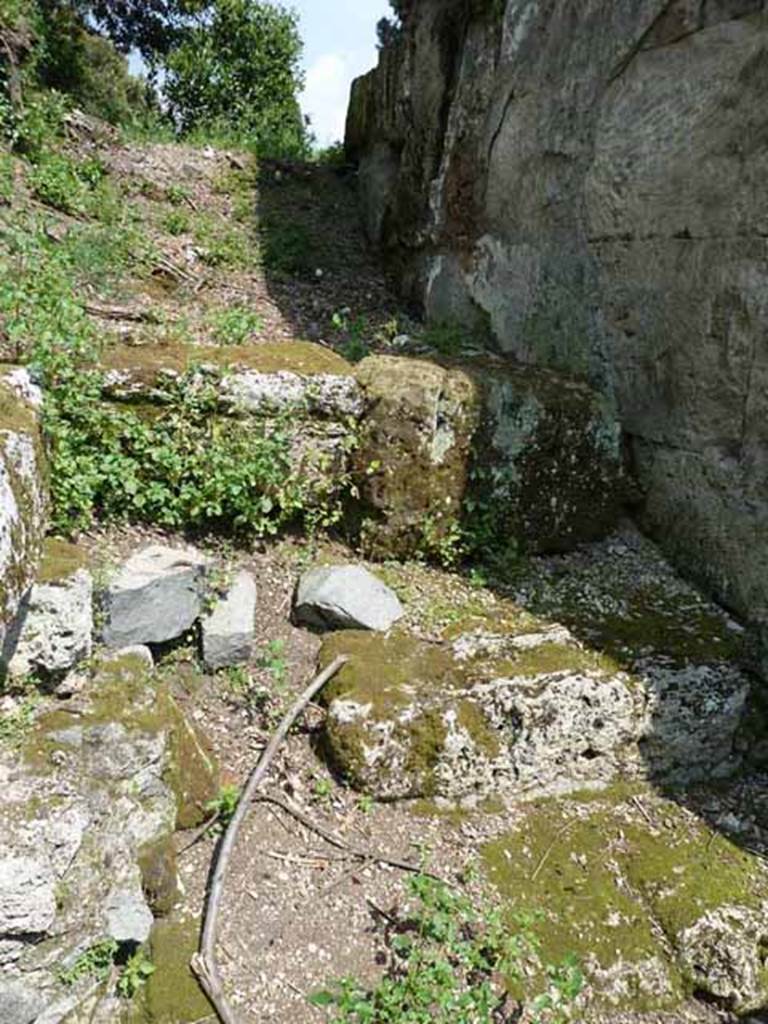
319, 527, 750, 800
346, 1, 768, 630
202, 569, 257, 669
0, 650, 218, 1020
4, 539, 93, 678
0, 368, 47, 652
355, 354, 626, 558
101, 545, 207, 648
294, 565, 404, 632
483, 790, 768, 1014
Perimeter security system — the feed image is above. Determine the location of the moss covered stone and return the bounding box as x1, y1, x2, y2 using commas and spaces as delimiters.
23, 652, 219, 828
138, 836, 179, 917
128, 917, 214, 1023
483, 788, 768, 1013
352, 354, 627, 560
317, 569, 750, 800
37, 537, 87, 584
101, 339, 354, 380
354, 355, 481, 559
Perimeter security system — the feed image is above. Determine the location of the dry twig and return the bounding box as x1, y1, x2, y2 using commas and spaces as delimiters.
253, 792, 443, 881
190, 655, 348, 1024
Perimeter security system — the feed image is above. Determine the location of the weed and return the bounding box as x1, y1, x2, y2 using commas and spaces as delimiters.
162, 208, 190, 236
27, 151, 108, 217
258, 638, 287, 688
422, 321, 469, 357
260, 217, 312, 276
357, 794, 374, 814
331, 309, 370, 363
311, 874, 583, 1023
116, 947, 155, 998
166, 184, 191, 206
193, 214, 252, 268
205, 783, 241, 828
312, 776, 333, 804
59, 939, 118, 986
206, 304, 263, 345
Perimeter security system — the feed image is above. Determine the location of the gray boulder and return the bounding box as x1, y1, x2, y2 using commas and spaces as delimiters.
294, 565, 403, 632
202, 569, 256, 670
101, 545, 207, 648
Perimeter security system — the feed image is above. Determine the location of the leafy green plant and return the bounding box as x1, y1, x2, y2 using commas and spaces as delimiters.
331, 309, 370, 363
116, 947, 155, 998
59, 939, 118, 986
357, 794, 374, 814
166, 184, 190, 206
206, 304, 263, 345
205, 783, 241, 828
312, 776, 333, 804
311, 874, 583, 1023
26, 150, 112, 217
162, 207, 190, 235
258, 638, 287, 687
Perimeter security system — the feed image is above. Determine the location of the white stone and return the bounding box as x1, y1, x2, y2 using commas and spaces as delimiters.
102, 545, 207, 648
0, 857, 56, 936
103, 870, 153, 944
202, 570, 256, 670
7, 568, 93, 677
294, 565, 404, 632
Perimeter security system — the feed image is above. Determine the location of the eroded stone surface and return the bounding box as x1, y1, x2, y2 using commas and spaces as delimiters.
354, 354, 626, 558
4, 539, 93, 678
0, 369, 47, 645
483, 789, 768, 1015
0, 652, 218, 1019
319, 526, 750, 800
347, 0, 768, 630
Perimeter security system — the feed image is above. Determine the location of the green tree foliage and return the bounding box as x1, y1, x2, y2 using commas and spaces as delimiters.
164, 0, 308, 155
1, 0, 309, 152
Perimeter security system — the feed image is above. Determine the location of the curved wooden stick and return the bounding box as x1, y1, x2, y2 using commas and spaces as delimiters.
191, 654, 349, 1024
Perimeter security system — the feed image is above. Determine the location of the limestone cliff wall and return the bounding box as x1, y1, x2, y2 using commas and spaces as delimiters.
345, 0, 768, 630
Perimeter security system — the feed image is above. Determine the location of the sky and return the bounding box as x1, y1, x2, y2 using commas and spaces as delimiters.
293, 1, 390, 146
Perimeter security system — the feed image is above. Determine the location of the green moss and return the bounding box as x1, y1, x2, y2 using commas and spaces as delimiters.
622, 820, 765, 937
403, 709, 447, 796
37, 537, 86, 583
100, 338, 353, 382
483, 790, 768, 1011
456, 700, 500, 758
483, 803, 684, 1011
138, 836, 179, 917
128, 917, 214, 1023
318, 630, 467, 712
23, 656, 218, 828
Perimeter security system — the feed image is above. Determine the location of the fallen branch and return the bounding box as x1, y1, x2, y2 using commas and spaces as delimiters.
83, 302, 171, 325
191, 654, 348, 1024
253, 792, 439, 880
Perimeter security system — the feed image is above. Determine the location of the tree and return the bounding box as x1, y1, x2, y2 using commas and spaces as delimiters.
164, 0, 307, 155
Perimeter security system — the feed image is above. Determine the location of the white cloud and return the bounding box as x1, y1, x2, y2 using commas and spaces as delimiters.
302, 52, 352, 147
